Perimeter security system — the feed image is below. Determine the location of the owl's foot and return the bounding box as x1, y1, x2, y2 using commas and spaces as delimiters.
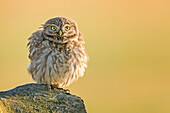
49, 84, 58, 90
57, 87, 70, 93
49, 85, 70, 93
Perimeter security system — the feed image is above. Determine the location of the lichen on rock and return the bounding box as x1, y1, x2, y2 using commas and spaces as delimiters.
0, 83, 86, 113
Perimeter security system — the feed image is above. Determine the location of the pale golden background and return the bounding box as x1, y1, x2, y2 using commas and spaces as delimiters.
0, 0, 170, 112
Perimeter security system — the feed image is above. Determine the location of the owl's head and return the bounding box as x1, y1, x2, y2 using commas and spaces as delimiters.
42, 17, 79, 43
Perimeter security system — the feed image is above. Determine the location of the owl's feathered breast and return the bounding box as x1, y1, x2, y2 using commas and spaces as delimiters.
27, 30, 87, 87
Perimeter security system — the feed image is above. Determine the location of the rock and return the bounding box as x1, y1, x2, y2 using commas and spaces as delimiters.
0, 83, 87, 113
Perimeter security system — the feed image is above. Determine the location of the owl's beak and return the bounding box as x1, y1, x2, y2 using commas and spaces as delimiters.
58, 30, 62, 36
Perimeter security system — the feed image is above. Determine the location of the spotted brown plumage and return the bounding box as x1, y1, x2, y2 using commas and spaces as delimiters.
27, 17, 88, 87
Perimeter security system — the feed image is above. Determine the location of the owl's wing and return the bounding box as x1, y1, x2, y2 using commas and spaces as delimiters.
78, 32, 85, 44
27, 30, 44, 60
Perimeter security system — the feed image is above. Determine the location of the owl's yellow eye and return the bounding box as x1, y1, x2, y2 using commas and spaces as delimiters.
51, 26, 57, 31
65, 26, 70, 31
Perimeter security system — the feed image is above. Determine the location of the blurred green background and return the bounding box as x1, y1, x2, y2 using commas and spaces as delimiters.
0, 0, 170, 112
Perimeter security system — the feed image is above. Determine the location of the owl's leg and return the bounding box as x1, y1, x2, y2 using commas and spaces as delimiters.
50, 84, 70, 93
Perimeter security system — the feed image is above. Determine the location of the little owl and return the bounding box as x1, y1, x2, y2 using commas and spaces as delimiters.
27, 17, 88, 88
